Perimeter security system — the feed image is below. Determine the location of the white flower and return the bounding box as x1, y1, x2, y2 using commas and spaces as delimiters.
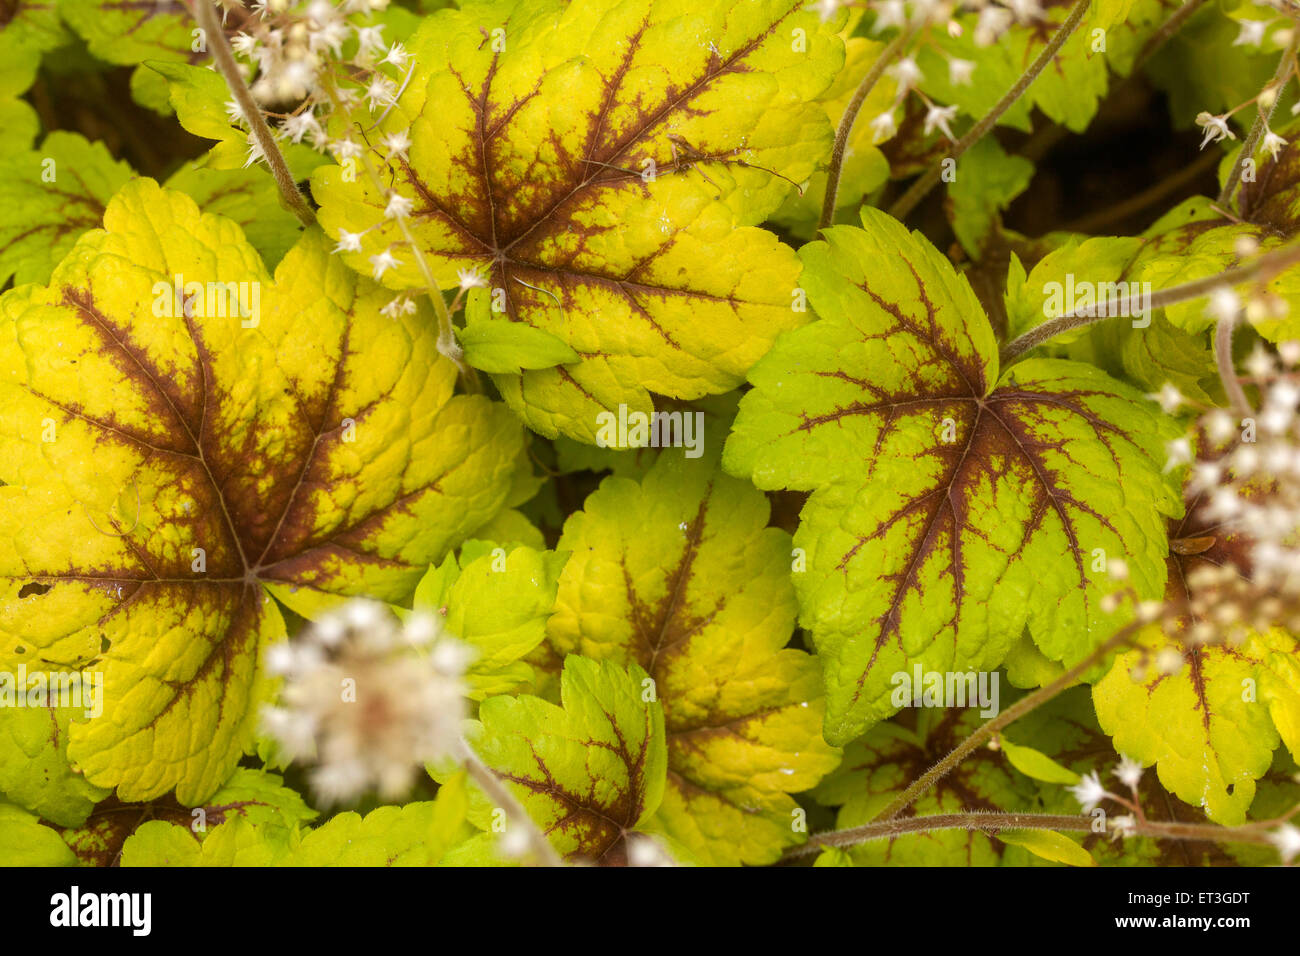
869, 111, 897, 142
383, 128, 412, 159
1151, 382, 1185, 415
924, 103, 959, 141
1262, 131, 1288, 161
225, 99, 247, 125
1164, 437, 1193, 472
382, 42, 412, 68
1245, 343, 1277, 380
949, 58, 976, 86
1115, 754, 1144, 790
282, 112, 322, 144
259, 599, 470, 806
627, 835, 676, 866
1269, 823, 1300, 863
330, 137, 363, 163
1109, 814, 1137, 840
873, 0, 908, 32
975, 6, 1013, 45
1196, 112, 1235, 150
355, 25, 387, 57
1006, 0, 1045, 21
1233, 19, 1269, 47
366, 75, 398, 110
231, 32, 259, 59
243, 133, 267, 169
886, 57, 923, 92
1205, 286, 1241, 325
810, 0, 840, 22
458, 266, 489, 290
333, 229, 364, 254
384, 191, 414, 219
1068, 770, 1110, 813
370, 249, 401, 279
380, 295, 417, 318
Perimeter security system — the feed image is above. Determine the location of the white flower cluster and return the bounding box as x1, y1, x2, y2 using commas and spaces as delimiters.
260, 598, 473, 806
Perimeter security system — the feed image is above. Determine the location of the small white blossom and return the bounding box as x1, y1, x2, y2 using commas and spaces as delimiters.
458, 266, 489, 290
1195, 112, 1235, 150
1152, 382, 1185, 415
924, 103, 959, 141
1269, 824, 1300, 863
1068, 770, 1110, 813
384, 191, 414, 220
1205, 286, 1241, 325
873, 0, 908, 32
1115, 754, 1144, 791
383, 128, 412, 159
370, 249, 401, 279
1262, 131, 1288, 161
949, 58, 976, 86
869, 111, 898, 142
886, 57, 923, 92
1233, 19, 1269, 47
333, 229, 364, 254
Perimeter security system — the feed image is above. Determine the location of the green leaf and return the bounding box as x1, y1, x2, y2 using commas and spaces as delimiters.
0, 179, 525, 804
1093, 486, 1300, 824
164, 158, 324, 269
61, 0, 204, 68
997, 828, 1094, 866
0, 132, 134, 287
412, 544, 567, 698
313, 0, 847, 442
147, 61, 250, 169
468, 655, 666, 863
460, 312, 581, 375
0, 802, 79, 866
772, 32, 893, 237
0, 0, 68, 98
547, 449, 840, 864
999, 739, 1081, 786
947, 136, 1034, 259
0, 685, 110, 828
725, 208, 1181, 745
917, 7, 1108, 134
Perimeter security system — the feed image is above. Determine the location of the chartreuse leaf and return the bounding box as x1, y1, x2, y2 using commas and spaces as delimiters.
467, 655, 666, 863
811, 708, 1044, 866
0, 0, 68, 98
459, 293, 580, 374
120, 772, 478, 866
147, 61, 250, 169
0, 802, 79, 866
313, 0, 846, 443
947, 136, 1034, 260
0, 132, 134, 288
997, 828, 1094, 867
60, 0, 204, 67
412, 544, 567, 698
546, 449, 839, 864
1094, 490, 1300, 825
0, 689, 110, 828
0, 179, 525, 805
772, 30, 894, 236
999, 739, 1080, 786
164, 156, 327, 269
724, 208, 1181, 745
916, 6, 1108, 134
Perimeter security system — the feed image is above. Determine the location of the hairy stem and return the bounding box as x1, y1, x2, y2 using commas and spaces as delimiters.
1214, 311, 1254, 416
867, 619, 1145, 826
787, 810, 1281, 859
456, 739, 564, 867
1132, 0, 1210, 72
321, 80, 478, 389
886, 0, 1092, 223
195, 0, 315, 227
818, 26, 917, 231
1000, 239, 1300, 363
1218, 31, 1299, 210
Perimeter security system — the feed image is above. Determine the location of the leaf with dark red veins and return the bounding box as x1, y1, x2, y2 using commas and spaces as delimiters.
312, 0, 846, 442
547, 449, 840, 865
1094, 473, 1300, 825
724, 208, 1182, 745
467, 654, 667, 864
0, 179, 525, 804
